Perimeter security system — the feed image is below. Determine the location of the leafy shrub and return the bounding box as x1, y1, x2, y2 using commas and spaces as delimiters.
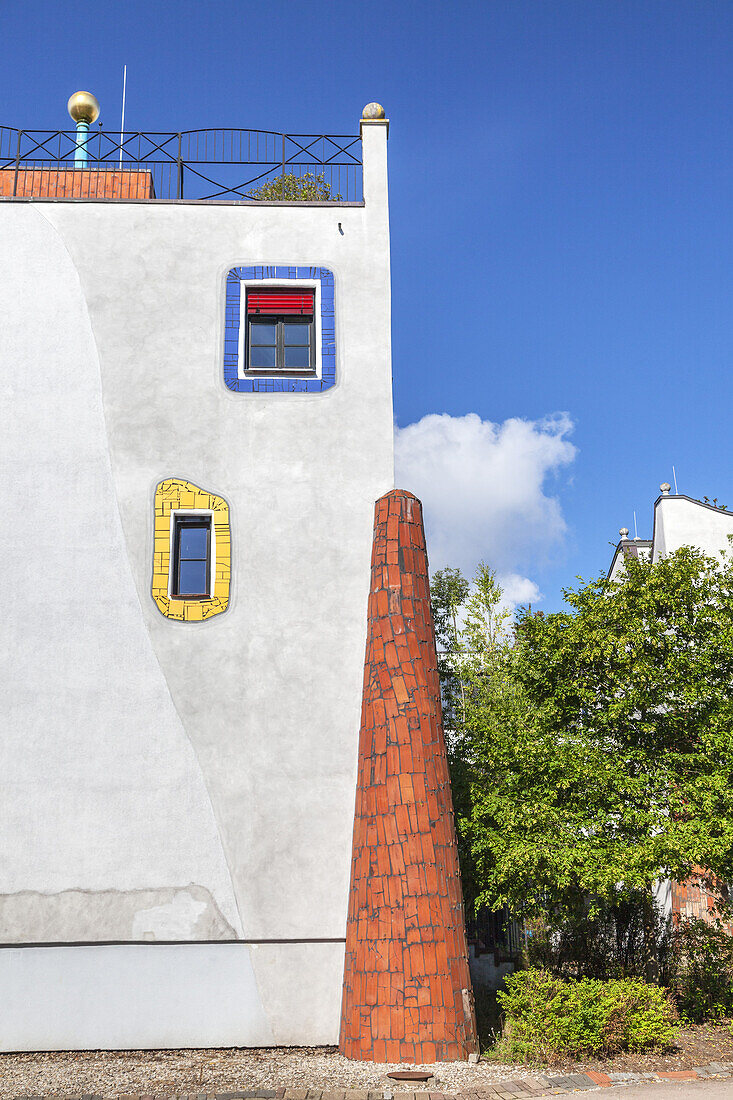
664, 918, 733, 1023
524, 895, 664, 981
247, 171, 340, 201
495, 968, 678, 1061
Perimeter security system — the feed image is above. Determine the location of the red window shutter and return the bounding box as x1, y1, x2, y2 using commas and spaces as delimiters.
247, 289, 314, 315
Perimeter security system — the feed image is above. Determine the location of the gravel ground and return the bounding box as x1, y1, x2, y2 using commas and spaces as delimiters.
0, 1046, 532, 1098
3, 1024, 732, 1098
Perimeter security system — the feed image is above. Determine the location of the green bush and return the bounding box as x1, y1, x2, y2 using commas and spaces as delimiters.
246, 171, 340, 201
495, 968, 678, 1061
524, 895, 663, 981
664, 918, 733, 1023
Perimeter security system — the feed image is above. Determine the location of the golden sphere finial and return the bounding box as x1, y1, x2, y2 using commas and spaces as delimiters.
362, 102, 386, 121
67, 90, 100, 125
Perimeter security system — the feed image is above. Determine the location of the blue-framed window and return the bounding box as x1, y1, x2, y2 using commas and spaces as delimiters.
224, 266, 335, 393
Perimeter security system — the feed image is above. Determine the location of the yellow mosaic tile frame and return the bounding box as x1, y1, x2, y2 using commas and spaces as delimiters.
152, 478, 231, 621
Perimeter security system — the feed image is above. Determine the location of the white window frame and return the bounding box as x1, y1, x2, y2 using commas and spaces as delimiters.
168, 509, 216, 600
237, 278, 323, 380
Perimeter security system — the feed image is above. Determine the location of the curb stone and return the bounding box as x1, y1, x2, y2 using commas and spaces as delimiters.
9, 1067, 733, 1100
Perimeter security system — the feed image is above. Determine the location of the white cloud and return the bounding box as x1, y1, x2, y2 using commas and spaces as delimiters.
394, 412, 576, 604
497, 573, 543, 615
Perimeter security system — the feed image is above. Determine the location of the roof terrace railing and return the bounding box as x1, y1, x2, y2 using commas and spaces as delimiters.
0, 126, 363, 202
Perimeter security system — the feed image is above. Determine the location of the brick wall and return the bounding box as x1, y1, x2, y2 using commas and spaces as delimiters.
339, 490, 478, 1063
0, 168, 155, 199
672, 868, 731, 927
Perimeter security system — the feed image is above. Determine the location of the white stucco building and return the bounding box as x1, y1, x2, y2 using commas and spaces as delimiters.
0, 102, 394, 1050
608, 483, 733, 581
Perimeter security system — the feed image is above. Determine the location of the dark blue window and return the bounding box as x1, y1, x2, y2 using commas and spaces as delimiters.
172, 516, 211, 598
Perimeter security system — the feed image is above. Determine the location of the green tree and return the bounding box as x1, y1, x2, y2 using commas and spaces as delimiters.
435, 549, 733, 969
432, 563, 521, 917
432, 567, 473, 904
247, 171, 339, 201
432, 567, 470, 733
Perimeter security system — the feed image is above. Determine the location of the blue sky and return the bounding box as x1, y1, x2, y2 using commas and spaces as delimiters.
4, 0, 733, 610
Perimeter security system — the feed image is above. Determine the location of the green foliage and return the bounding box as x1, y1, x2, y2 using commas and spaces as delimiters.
431, 567, 474, 905
432, 550, 733, 948
664, 918, 733, 1022
494, 968, 678, 1061
525, 894, 669, 981
525, 909, 733, 1021
432, 567, 470, 734
432, 563, 520, 917
247, 171, 339, 201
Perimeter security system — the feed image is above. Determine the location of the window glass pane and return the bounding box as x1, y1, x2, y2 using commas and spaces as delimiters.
250, 345, 276, 368
178, 559, 208, 595
178, 525, 208, 560
283, 323, 310, 346
250, 322, 277, 346
284, 345, 311, 369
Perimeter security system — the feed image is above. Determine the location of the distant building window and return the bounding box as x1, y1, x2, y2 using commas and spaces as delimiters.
246, 288, 315, 374
172, 516, 211, 598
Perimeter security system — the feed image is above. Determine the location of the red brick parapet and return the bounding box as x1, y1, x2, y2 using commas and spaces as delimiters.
339, 490, 478, 1063
0, 168, 155, 199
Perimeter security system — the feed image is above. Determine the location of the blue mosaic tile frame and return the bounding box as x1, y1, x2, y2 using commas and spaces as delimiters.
224, 266, 335, 393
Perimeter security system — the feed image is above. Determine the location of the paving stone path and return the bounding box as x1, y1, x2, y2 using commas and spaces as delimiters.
10, 1064, 733, 1100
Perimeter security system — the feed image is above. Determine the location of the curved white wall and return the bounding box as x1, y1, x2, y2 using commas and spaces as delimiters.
0, 206, 241, 941
35, 138, 394, 942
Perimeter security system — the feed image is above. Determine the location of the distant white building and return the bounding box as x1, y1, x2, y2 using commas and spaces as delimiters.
609, 483, 733, 581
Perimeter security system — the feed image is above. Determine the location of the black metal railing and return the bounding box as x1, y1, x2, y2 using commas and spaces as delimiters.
0, 126, 363, 202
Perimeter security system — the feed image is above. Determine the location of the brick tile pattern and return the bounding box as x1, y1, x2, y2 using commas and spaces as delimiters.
339, 490, 478, 1063
0, 167, 155, 198
671, 867, 733, 929
13, 1069, 733, 1100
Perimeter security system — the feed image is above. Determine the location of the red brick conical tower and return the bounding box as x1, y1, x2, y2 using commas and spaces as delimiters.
339, 490, 478, 1063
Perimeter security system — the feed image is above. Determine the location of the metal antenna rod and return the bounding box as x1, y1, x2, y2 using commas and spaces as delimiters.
634, 510, 638, 539
119, 64, 127, 169
672, 465, 678, 495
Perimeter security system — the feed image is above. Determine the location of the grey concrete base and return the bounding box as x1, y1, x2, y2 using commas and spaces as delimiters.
0, 941, 345, 1051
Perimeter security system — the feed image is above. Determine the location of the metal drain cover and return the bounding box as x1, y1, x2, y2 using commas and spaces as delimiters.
387, 1071, 435, 1082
